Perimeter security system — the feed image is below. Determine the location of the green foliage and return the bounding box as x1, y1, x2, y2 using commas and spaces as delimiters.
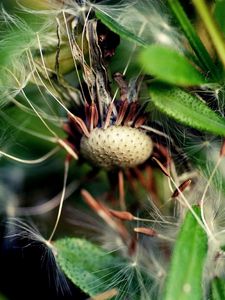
55, 238, 121, 297
55, 238, 153, 299
96, 11, 147, 46
139, 45, 206, 86
163, 206, 207, 300
210, 278, 225, 300
0, 14, 51, 68
167, 0, 218, 80
149, 83, 225, 136
215, 1, 225, 36
3, 0, 225, 299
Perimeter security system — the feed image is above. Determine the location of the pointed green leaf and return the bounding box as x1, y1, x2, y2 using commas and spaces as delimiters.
149, 83, 225, 136
139, 45, 206, 86
55, 238, 120, 297
55, 238, 153, 299
215, 1, 225, 37
95, 11, 146, 46
211, 277, 225, 300
163, 206, 207, 300
167, 0, 218, 80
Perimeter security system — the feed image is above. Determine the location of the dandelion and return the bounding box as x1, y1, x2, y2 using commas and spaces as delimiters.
2, 0, 225, 299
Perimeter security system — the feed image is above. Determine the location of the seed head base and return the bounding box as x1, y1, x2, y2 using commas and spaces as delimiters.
80, 126, 153, 169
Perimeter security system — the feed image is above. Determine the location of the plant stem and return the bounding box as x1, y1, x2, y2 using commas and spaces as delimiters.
192, 0, 225, 69
167, 0, 218, 80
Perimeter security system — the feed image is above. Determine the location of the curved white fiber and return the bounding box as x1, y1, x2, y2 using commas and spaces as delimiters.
0, 147, 59, 164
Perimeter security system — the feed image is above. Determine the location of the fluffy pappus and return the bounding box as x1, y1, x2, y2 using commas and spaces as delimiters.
92, 0, 186, 50
66, 186, 181, 300
4, 218, 72, 297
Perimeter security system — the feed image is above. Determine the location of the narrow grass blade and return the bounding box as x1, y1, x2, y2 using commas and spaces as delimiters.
167, 0, 218, 80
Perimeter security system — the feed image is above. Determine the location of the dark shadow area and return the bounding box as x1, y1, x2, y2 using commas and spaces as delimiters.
0, 222, 87, 300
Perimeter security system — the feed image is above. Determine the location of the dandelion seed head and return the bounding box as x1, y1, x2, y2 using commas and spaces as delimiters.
0, 1, 210, 298
80, 126, 153, 169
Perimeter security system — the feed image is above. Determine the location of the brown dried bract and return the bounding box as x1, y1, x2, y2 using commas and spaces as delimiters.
134, 227, 157, 237
172, 179, 192, 198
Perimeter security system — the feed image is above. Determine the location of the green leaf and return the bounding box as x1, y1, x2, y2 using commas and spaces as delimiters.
95, 11, 147, 46
55, 238, 153, 299
55, 238, 121, 297
211, 277, 225, 300
149, 83, 225, 136
163, 206, 207, 300
139, 45, 206, 86
215, 1, 225, 36
167, 0, 218, 80
210, 277, 225, 300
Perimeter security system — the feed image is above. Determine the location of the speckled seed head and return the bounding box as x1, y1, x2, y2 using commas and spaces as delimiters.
80, 126, 153, 169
